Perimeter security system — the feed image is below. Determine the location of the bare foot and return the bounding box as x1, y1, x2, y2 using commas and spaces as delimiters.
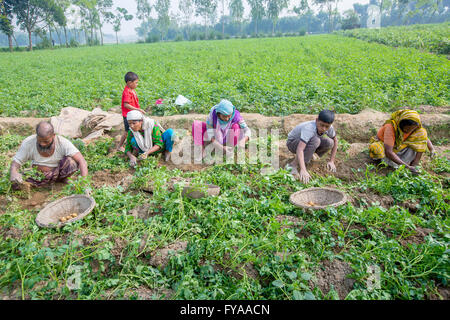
164, 151, 171, 162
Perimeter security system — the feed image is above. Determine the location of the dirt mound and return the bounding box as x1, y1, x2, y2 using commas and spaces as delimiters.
350, 190, 394, 209
0, 226, 24, 240
111, 237, 128, 260
4, 107, 448, 143
346, 143, 367, 158
92, 169, 133, 188
414, 105, 450, 114
313, 259, 355, 299
148, 241, 188, 269
399, 227, 434, 246
128, 204, 162, 219
0, 117, 48, 136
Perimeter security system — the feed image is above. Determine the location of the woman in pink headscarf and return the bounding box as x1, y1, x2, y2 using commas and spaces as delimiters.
192, 99, 251, 160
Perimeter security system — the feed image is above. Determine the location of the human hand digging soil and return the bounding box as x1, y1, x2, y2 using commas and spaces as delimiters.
326, 161, 337, 173
129, 155, 137, 168
299, 169, 311, 184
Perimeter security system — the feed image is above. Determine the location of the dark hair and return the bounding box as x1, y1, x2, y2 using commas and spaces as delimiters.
399, 119, 418, 131
36, 121, 54, 138
125, 72, 139, 83
318, 110, 335, 124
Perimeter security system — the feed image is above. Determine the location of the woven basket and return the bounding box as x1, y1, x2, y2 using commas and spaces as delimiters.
35, 194, 96, 228
289, 187, 347, 210
182, 183, 220, 199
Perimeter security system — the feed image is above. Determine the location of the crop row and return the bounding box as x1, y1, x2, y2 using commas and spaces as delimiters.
339, 22, 450, 55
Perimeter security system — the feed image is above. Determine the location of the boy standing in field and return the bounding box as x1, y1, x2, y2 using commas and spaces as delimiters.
117, 72, 146, 152
286, 110, 338, 183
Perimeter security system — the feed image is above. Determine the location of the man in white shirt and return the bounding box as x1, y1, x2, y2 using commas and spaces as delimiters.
10, 122, 88, 188
286, 110, 339, 183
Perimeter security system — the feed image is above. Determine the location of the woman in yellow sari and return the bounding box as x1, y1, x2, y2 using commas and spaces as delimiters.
369, 109, 435, 174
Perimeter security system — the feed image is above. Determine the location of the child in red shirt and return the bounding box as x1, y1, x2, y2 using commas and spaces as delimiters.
117, 72, 146, 152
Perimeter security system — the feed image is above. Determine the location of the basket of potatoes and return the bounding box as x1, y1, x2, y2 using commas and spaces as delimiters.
35, 193, 96, 228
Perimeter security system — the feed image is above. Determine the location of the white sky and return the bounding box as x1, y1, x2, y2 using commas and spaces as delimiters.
102, 0, 370, 37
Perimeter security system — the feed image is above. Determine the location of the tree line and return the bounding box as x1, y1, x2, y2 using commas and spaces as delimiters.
1, 0, 449, 51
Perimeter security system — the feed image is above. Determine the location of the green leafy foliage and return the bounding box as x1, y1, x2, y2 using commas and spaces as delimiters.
0, 35, 448, 117
339, 22, 450, 54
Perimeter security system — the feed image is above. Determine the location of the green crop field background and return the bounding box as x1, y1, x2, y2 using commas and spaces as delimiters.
0, 34, 448, 117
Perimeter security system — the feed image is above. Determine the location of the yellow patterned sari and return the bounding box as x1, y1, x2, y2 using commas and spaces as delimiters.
369, 110, 428, 159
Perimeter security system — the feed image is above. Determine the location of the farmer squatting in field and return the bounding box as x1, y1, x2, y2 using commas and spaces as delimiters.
9, 122, 88, 189
368, 109, 436, 174
286, 110, 338, 183
124, 110, 176, 168
191, 99, 251, 162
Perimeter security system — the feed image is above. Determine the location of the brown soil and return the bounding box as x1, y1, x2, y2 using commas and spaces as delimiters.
148, 241, 188, 269
18, 183, 66, 211
413, 105, 450, 114
313, 259, 356, 300
91, 169, 134, 188
296, 227, 312, 239
398, 227, 434, 246
0, 117, 48, 136
42, 233, 70, 248
128, 204, 163, 219
382, 226, 434, 246
0, 196, 8, 214
125, 286, 175, 300
350, 189, 395, 209
111, 237, 128, 260
73, 229, 98, 246
0, 226, 24, 240
428, 286, 450, 300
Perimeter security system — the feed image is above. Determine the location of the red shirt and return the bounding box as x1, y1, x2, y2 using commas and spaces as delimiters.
121, 86, 140, 117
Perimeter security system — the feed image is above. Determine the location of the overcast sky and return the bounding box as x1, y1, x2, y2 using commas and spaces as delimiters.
102, 0, 370, 37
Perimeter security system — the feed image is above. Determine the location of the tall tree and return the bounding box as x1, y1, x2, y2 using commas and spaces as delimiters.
179, 0, 193, 38
136, 0, 153, 38
229, 0, 244, 34
193, 0, 218, 37
314, 0, 340, 32
0, 0, 14, 51
266, 0, 289, 34
13, 0, 62, 50
247, 0, 265, 34
219, 0, 228, 36
43, 1, 64, 47
74, 0, 99, 45
155, 0, 170, 40
293, 0, 311, 32
55, 0, 70, 47
108, 7, 132, 44
97, 0, 113, 45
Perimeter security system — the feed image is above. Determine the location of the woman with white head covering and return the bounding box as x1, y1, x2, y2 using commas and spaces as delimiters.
124, 110, 176, 167
191, 99, 251, 160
